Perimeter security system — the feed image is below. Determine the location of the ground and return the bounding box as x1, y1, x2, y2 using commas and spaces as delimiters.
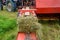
0, 8, 60, 40
0, 9, 18, 40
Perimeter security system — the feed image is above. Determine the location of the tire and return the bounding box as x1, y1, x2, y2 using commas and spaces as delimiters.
7, 2, 12, 12
6, 1, 17, 12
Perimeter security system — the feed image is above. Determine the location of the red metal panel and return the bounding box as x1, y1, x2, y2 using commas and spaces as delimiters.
35, 8, 60, 13
16, 32, 37, 40
36, 0, 60, 8
35, 0, 60, 13
16, 32, 26, 40
30, 33, 37, 40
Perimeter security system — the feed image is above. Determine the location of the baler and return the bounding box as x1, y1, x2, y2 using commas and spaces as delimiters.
17, 0, 60, 20
16, 0, 60, 40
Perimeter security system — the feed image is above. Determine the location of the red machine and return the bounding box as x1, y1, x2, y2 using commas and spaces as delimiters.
36, 0, 60, 13
35, 0, 60, 20
16, 32, 37, 40
18, 0, 60, 19
17, 7, 37, 40
17, 0, 60, 40
17, 0, 60, 14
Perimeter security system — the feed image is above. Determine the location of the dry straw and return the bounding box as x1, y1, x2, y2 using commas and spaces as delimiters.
17, 15, 41, 33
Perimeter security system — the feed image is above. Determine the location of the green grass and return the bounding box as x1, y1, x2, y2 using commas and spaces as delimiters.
0, 8, 60, 40
0, 9, 18, 40
38, 20, 60, 40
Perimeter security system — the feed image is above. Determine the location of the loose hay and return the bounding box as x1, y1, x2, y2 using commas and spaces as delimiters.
17, 15, 41, 33
17, 14, 43, 40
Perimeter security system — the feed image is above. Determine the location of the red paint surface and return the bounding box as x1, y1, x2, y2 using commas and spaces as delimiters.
16, 32, 26, 40
30, 33, 37, 40
16, 32, 37, 40
18, 9, 36, 15
36, 0, 60, 8
36, 8, 60, 13
35, 0, 60, 13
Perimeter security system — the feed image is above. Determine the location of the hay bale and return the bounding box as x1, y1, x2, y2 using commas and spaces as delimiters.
17, 16, 40, 33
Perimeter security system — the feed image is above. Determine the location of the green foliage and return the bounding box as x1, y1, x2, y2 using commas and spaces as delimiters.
0, 15, 17, 33
37, 20, 60, 40
7, 34, 17, 40
0, 10, 17, 40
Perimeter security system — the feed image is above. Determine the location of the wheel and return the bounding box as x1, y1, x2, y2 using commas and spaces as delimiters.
7, 2, 12, 12
6, 1, 16, 12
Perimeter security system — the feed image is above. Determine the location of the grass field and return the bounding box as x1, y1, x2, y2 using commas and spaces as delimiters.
0, 9, 18, 40
0, 8, 60, 40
